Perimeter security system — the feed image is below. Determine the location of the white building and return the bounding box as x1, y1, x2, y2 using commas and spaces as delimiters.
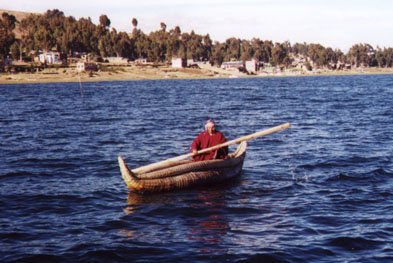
39, 51, 61, 64
76, 62, 98, 72
135, 58, 148, 64
221, 61, 244, 70
245, 59, 257, 73
171, 58, 186, 68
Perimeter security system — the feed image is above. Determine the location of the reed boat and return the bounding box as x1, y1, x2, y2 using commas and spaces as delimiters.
118, 123, 291, 193
118, 141, 247, 193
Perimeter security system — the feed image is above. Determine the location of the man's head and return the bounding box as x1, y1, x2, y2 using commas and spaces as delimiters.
205, 119, 216, 134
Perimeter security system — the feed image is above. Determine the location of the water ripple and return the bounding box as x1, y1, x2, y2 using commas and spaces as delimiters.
1, 76, 393, 262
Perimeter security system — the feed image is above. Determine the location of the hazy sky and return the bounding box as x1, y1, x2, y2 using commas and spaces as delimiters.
2, 0, 393, 51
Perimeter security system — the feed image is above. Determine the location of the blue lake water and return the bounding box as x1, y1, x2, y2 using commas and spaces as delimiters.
1, 75, 393, 262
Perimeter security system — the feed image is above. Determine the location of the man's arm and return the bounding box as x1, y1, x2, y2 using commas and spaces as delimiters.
190, 134, 201, 154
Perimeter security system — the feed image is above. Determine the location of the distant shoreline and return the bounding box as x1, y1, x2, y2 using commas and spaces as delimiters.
1, 65, 393, 85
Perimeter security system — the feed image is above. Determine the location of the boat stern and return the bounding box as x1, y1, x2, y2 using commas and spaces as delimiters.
118, 156, 144, 191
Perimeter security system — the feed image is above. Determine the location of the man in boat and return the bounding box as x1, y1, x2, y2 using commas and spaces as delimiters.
190, 119, 228, 161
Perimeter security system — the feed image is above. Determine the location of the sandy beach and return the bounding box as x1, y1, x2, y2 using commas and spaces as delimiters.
0, 64, 226, 85
1, 63, 393, 85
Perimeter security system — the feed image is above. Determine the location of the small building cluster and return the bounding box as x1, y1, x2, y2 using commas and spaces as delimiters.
170, 57, 263, 75
220, 59, 260, 74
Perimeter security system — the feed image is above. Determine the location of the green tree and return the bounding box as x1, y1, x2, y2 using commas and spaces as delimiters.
77, 17, 99, 54
210, 41, 224, 66
99, 14, 111, 29
224, 37, 241, 61
112, 30, 133, 58
19, 14, 39, 53
1, 12, 16, 31
383, 48, 393, 67
96, 15, 112, 57
307, 43, 327, 67
250, 38, 273, 63
160, 22, 166, 32
132, 18, 138, 28
375, 48, 385, 67
292, 42, 308, 56
166, 26, 182, 59
240, 39, 253, 61
271, 42, 288, 66
149, 24, 169, 62
0, 12, 16, 64
347, 43, 375, 67
202, 34, 212, 61
184, 30, 205, 60
174, 26, 181, 35
131, 18, 138, 37
134, 30, 151, 59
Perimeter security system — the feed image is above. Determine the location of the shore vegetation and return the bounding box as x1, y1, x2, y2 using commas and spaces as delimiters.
1, 9, 393, 84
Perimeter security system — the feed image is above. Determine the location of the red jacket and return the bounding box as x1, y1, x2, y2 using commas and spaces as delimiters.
190, 130, 228, 161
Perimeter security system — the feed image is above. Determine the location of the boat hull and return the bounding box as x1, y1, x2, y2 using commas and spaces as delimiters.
119, 142, 247, 193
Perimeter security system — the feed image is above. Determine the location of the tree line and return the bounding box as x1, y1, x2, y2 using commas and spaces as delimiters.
1, 9, 393, 69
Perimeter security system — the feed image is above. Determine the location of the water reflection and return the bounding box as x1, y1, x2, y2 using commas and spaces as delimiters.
123, 193, 146, 215
186, 191, 229, 254
121, 190, 230, 255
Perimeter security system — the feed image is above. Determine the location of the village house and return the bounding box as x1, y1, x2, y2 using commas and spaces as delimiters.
245, 59, 259, 73
76, 62, 98, 72
171, 57, 187, 68
38, 51, 61, 64
135, 58, 148, 64
221, 61, 244, 70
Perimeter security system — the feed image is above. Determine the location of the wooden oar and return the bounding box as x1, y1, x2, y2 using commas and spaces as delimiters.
131, 122, 291, 174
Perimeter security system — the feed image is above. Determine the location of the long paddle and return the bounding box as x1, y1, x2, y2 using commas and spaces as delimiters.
131, 122, 291, 174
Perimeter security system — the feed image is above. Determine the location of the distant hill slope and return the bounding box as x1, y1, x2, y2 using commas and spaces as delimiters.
0, 9, 38, 39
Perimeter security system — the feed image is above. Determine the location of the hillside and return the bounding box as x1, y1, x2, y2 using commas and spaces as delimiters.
0, 9, 37, 39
